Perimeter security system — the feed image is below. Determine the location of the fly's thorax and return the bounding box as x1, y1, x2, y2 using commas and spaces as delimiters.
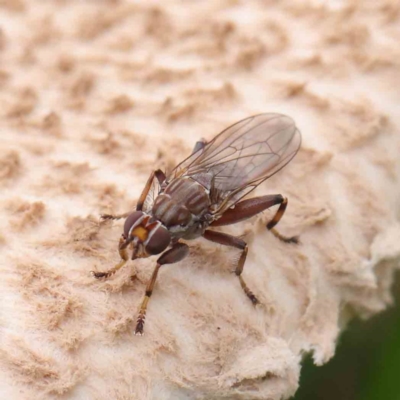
152, 177, 210, 228
152, 194, 192, 227
165, 177, 211, 214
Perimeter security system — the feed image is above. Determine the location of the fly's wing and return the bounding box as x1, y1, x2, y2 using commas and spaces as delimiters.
142, 176, 162, 214
169, 113, 301, 215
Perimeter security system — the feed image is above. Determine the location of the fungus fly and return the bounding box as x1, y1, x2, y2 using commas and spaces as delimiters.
93, 113, 301, 335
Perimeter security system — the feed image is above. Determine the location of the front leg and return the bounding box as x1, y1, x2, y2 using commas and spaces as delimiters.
100, 212, 129, 221
91, 236, 129, 279
135, 242, 189, 335
102, 170, 167, 219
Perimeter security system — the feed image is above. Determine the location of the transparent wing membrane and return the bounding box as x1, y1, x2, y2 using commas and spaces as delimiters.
169, 113, 301, 214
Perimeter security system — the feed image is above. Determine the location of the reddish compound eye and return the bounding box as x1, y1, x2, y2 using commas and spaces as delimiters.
123, 211, 144, 238
145, 225, 171, 255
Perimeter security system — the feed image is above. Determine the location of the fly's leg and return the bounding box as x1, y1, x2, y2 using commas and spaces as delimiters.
101, 169, 165, 219
266, 197, 298, 244
135, 242, 189, 335
136, 169, 166, 211
154, 169, 166, 184
210, 194, 298, 244
91, 236, 129, 279
203, 230, 259, 305
100, 212, 129, 221
191, 138, 207, 154
95, 170, 168, 280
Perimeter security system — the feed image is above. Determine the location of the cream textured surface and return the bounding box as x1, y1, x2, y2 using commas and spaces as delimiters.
0, 1, 400, 399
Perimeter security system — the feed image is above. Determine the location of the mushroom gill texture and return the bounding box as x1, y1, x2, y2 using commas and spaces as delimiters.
0, 1, 399, 399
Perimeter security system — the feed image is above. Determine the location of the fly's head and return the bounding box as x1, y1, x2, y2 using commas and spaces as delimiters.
120, 211, 171, 259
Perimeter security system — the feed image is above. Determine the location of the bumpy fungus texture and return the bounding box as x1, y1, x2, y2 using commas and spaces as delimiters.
1, 1, 400, 399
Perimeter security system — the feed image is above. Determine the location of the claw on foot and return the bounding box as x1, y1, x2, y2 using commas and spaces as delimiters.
135, 314, 146, 336
247, 291, 260, 305
91, 271, 112, 279
271, 228, 299, 244
283, 235, 299, 244
238, 283, 260, 304
100, 214, 114, 220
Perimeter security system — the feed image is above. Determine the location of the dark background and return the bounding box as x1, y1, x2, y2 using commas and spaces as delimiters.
295, 273, 400, 400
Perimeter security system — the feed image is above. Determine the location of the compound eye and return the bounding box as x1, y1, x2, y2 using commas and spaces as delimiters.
145, 225, 171, 255
123, 211, 144, 237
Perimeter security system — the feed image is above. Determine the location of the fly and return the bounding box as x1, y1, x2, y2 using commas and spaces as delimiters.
92, 113, 301, 335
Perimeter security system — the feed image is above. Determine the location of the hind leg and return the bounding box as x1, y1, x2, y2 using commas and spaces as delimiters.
203, 230, 259, 305
211, 194, 298, 244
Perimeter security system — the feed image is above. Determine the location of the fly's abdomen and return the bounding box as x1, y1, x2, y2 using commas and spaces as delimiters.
152, 178, 210, 227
